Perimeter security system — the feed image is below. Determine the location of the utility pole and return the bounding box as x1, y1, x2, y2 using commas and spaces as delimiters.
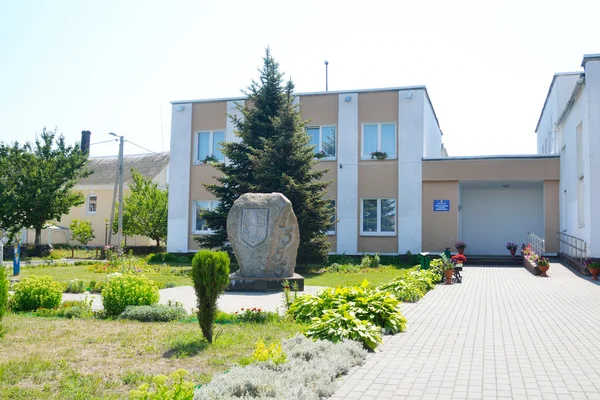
108, 133, 124, 248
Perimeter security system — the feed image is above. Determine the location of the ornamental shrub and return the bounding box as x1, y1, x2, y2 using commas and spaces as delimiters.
195, 335, 367, 400
191, 250, 230, 343
0, 268, 9, 321
130, 369, 194, 400
119, 304, 187, 322
377, 278, 424, 303
102, 274, 159, 317
252, 339, 287, 364
11, 275, 63, 312
35, 300, 93, 319
360, 253, 380, 269
305, 309, 382, 350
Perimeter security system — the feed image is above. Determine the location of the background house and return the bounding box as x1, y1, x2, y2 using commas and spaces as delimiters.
24, 152, 170, 247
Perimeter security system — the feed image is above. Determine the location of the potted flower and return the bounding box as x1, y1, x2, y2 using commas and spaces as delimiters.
455, 241, 467, 255
202, 154, 218, 164
506, 242, 518, 256
370, 151, 388, 160
537, 257, 550, 277
440, 254, 455, 285
315, 150, 328, 159
583, 258, 600, 281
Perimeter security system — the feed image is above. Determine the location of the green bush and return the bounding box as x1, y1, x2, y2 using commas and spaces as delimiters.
102, 274, 159, 317
305, 309, 382, 350
360, 253, 380, 269
64, 279, 86, 293
235, 307, 281, 323
119, 304, 187, 322
377, 278, 424, 303
326, 263, 361, 273
130, 369, 194, 400
191, 250, 230, 343
11, 275, 63, 312
35, 300, 93, 319
0, 268, 9, 321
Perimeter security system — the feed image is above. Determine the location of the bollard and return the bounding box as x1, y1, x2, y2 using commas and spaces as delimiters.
420, 252, 430, 269
13, 242, 20, 276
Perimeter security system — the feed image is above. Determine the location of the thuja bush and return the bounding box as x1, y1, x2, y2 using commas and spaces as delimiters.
119, 304, 187, 322
195, 335, 367, 400
192, 250, 230, 343
102, 274, 159, 317
0, 268, 9, 321
11, 275, 63, 312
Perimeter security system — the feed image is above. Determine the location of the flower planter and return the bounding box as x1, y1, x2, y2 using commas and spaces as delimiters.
588, 268, 600, 281
523, 256, 541, 276
510, 249, 516, 256
538, 265, 550, 277
443, 270, 454, 285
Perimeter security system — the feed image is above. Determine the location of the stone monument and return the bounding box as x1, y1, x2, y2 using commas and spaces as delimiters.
227, 193, 304, 292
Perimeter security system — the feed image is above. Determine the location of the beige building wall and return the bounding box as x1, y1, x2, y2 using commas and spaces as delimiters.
423, 158, 560, 181
422, 181, 459, 252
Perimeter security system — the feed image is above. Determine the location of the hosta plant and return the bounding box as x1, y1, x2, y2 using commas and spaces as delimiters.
305, 308, 382, 350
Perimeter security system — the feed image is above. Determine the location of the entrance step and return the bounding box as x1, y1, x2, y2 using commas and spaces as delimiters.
463, 255, 522, 265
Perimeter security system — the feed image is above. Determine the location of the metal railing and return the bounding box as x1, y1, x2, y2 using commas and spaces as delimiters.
527, 232, 545, 257
557, 232, 587, 264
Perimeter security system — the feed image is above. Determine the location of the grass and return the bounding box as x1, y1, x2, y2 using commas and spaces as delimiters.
302, 265, 414, 288
0, 313, 305, 399
11, 263, 192, 287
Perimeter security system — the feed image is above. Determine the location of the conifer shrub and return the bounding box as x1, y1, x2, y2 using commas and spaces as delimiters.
191, 250, 230, 343
102, 274, 159, 317
119, 304, 187, 322
11, 275, 63, 312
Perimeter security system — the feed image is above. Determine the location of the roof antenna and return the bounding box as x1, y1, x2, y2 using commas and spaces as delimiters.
324, 60, 329, 91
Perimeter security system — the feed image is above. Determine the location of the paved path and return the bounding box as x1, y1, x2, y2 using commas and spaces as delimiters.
331, 262, 600, 400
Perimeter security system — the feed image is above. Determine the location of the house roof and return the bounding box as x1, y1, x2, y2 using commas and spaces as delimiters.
534, 72, 581, 133
77, 152, 169, 186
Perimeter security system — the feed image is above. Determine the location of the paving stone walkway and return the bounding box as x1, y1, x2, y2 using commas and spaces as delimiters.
331, 262, 600, 400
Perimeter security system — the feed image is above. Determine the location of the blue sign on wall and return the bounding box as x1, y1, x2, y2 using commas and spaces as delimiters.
433, 200, 450, 212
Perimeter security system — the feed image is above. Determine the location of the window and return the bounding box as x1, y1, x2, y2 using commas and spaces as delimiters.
193, 200, 219, 233
306, 126, 336, 159
196, 131, 225, 163
362, 123, 396, 159
87, 195, 97, 214
361, 198, 396, 235
576, 122, 584, 227
326, 199, 336, 235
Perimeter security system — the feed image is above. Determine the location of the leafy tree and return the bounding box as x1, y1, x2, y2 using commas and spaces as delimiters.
112, 169, 168, 248
70, 219, 95, 245
0, 128, 90, 245
198, 49, 333, 264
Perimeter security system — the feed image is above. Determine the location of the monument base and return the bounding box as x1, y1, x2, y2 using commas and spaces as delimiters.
228, 272, 305, 292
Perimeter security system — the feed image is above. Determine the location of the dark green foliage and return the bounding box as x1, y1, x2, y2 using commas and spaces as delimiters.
0, 128, 90, 244
146, 252, 193, 263
101, 274, 159, 317
119, 304, 188, 322
197, 49, 333, 264
11, 276, 63, 312
0, 268, 8, 321
191, 250, 231, 343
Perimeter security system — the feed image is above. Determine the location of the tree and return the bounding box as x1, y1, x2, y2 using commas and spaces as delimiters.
198, 49, 333, 264
112, 169, 168, 248
0, 128, 90, 245
70, 219, 95, 246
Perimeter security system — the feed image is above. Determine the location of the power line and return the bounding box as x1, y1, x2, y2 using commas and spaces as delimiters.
126, 140, 161, 155
90, 139, 118, 146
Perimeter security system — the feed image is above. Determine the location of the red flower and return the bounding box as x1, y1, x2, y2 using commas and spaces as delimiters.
452, 254, 467, 263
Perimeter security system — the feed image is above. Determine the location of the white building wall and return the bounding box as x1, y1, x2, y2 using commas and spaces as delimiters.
397, 90, 424, 253
167, 103, 192, 252
422, 92, 442, 158
584, 56, 600, 256
336, 93, 359, 254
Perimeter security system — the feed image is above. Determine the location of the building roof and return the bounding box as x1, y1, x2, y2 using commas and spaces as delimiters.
77, 152, 169, 186
423, 154, 559, 161
534, 72, 581, 133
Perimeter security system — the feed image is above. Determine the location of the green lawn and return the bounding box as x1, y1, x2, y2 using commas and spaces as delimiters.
0, 314, 304, 399
302, 265, 413, 288
12, 263, 192, 287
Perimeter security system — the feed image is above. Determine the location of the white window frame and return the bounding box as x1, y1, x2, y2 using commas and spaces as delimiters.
326, 199, 336, 235
306, 125, 336, 160
87, 195, 97, 214
194, 130, 226, 164
360, 198, 396, 236
361, 123, 397, 160
192, 200, 220, 234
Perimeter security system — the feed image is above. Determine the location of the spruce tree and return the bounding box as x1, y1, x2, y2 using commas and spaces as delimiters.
197, 49, 333, 264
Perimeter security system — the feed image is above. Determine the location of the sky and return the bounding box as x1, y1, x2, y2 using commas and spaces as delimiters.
0, 0, 598, 158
